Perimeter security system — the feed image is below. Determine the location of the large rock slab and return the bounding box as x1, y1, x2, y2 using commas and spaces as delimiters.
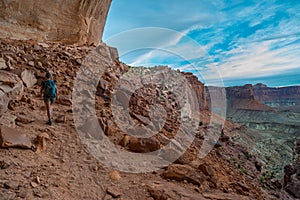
78, 117, 104, 140
286, 176, 300, 198
119, 135, 161, 153
0, 0, 112, 45
21, 69, 37, 88
0, 125, 33, 149
0, 90, 9, 115
162, 164, 207, 186
58, 95, 72, 106
0, 113, 17, 128
0, 58, 7, 69
0, 70, 23, 100
0, 71, 23, 115
148, 182, 205, 200
202, 192, 251, 200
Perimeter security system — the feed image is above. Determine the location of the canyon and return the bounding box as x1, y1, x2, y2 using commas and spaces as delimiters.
208, 84, 299, 171
0, 0, 299, 199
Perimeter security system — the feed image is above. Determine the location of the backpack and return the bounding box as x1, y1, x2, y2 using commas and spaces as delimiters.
43, 80, 56, 98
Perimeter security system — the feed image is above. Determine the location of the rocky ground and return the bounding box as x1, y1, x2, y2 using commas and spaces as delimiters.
0, 38, 296, 199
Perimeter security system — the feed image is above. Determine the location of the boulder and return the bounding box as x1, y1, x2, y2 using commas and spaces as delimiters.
148, 182, 205, 200
7, 100, 16, 111
109, 170, 121, 181
98, 118, 115, 136
284, 164, 297, 187
285, 175, 300, 198
0, 90, 9, 115
55, 115, 66, 123
285, 156, 300, 198
0, 125, 33, 149
35, 71, 46, 85
0, 160, 11, 169
106, 186, 121, 198
198, 164, 215, 177
202, 192, 251, 200
162, 164, 207, 185
16, 115, 35, 124
34, 132, 50, 154
114, 90, 131, 108
0, 58, 7, 69
21, 69, 37, 88
120, 135, 160, 153
0, 71, 23, 100
5, 56, 14, 70
0, 113, 17, 128
78, 117, 104, 140
28, 61, 35, 67
109, 47, 119, 61
97, 79, 108, 94
58, 95, 72, 106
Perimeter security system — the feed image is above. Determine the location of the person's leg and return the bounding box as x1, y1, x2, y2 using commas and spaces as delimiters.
44, 100, 52, 125
50, 98, 55, 105
49, 98, 55, 123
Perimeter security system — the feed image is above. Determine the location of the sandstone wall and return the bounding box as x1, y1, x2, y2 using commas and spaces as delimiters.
181, 72, 208, 111
226, 84, 255, 100
253, 85, 300, 108
206, 84, 273, 115
0, 0, 112, 45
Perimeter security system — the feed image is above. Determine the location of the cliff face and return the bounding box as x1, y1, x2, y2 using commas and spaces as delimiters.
181, 72, 209, 111
226, 84, 272, 112
253, 84, 300, 111
220, 84, 300, 113
226, 84, 254, 100
0, 0, 112, 45
206, 84, 271, 115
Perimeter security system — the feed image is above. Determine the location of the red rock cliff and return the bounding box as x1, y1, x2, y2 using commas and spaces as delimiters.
253, 84, 300, 108
0, 0, 112, 45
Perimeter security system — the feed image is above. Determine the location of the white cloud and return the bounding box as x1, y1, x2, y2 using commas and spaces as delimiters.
129, 51, 154, 66
203, 39, 300, 81
117, 26, 212, 67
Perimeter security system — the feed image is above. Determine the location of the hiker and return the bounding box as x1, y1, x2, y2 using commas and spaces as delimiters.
40, 72, 57, 125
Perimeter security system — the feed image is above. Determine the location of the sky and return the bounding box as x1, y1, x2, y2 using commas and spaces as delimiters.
103, 0, 300, 87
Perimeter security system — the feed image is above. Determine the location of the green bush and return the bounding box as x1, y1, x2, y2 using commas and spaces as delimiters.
259, 176, 265, 184
244, 152, 252, 160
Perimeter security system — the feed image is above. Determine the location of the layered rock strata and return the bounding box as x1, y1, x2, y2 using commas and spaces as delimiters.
0, 0, 112, 45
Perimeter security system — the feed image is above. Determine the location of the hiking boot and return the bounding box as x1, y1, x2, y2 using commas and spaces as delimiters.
46, 119, 52, 125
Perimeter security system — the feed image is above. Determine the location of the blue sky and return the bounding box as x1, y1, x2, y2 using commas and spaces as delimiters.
103, 0, 300, 87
